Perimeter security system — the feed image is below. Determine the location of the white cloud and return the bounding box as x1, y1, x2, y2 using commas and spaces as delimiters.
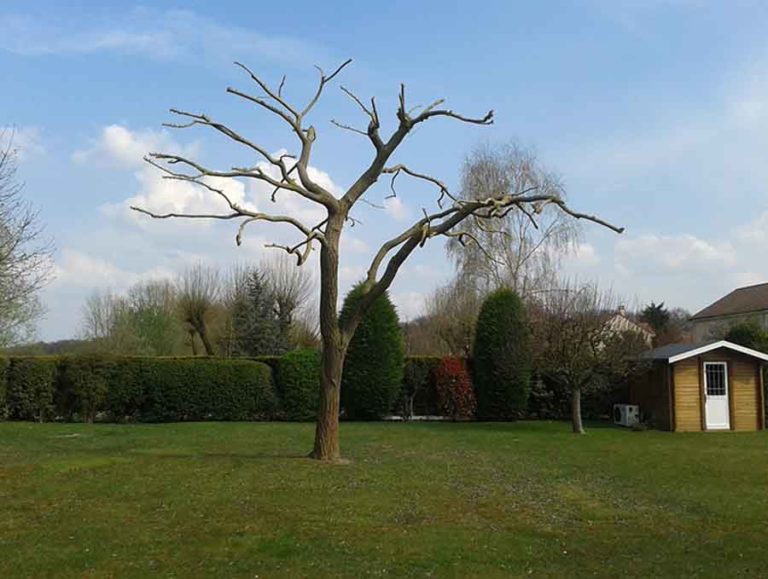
339, 265, 366, 286
72, 125, 187, 169
0, 9, 324, 66
615, 233, 735, 274
76, 125, 341, 241
383, 196, 409, 221
51, 249, 173, 292
391, 291, 428, 321
340, 234, 369, 254
737, 210, 768, 245
563, 243, 600, 268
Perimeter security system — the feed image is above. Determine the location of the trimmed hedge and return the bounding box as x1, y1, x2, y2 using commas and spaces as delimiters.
140, 358, 277, 422
1, 356, 277, 423
473, 288, 531, 420
7, 357, 59, 422
275, 349, 321, 421
0, 357, 8, 419
340, 286, 405, 420
58, 356, 107, 422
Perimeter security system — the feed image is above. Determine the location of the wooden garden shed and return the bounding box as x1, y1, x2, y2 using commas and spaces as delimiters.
628, 340, 767, 432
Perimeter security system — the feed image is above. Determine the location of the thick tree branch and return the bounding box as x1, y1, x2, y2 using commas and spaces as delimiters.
163, 108, 297, 184
338, 86, 383, 150
340, 85, 493, 213
344, 192, 623, 336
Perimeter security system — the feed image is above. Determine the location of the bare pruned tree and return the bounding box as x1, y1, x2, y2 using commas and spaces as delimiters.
176, 264, 221, 356
424, 277, 482, 356
133, 59, 622, 461
81, 291, 121, 342
80, 281, 183, 356
0, 130, 53, 345
448, 142, 578, 298
262, 254, 315, 340
534, 282, 647, 434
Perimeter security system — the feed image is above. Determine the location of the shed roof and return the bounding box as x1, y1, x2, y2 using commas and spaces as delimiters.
692, 282, 768, 320
640, 340, 768, 363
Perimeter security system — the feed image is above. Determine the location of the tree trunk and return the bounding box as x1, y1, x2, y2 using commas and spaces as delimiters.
197, 322, 215, 356
310, 214, 345, 461
310, 339, 345, 461
189, 329, 198, 356
571, 387, 585, 434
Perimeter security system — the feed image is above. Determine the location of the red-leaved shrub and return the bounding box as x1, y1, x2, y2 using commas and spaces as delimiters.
433, 357, 476, 420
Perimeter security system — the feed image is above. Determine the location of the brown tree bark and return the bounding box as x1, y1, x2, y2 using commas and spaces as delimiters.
310, 339, 345, 461
189, 329, 198, 356
197, 323, 215, 356
309, 215, 346, 461
571, 387, 585, 434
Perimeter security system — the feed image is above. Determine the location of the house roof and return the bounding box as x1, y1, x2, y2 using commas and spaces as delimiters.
691, 282, 768, 320
640, 340, 768, 363
603, 312, 655, 337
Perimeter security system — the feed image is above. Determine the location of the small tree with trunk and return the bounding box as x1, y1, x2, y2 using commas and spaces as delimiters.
176, 264, 221, 356
133, 60, 622, 460
535, 283, 647, 434
0, 130, 53, 345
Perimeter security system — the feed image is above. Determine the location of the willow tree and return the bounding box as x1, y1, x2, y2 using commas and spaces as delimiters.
133, 59, 622, 461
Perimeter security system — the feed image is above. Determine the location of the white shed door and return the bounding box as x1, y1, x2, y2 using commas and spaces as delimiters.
704, 362, 730, 430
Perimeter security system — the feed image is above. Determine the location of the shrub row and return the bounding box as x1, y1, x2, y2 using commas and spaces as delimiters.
0, 356, 278, 423
2, 352, 598, 423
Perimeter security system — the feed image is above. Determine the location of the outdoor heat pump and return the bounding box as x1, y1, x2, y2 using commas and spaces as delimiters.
613, 404, 640, 427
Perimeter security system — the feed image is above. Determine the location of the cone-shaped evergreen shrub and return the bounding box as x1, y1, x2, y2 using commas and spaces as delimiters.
473, 288, 531, 419
340, 285, 404, 419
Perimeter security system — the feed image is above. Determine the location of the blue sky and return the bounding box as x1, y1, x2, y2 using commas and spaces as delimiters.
3, 0, 768, 340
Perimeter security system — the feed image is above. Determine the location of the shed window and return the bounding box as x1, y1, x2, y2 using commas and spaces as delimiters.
705, 364, 726, 396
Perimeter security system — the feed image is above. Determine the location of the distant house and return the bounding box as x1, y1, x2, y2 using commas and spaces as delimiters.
628, 340, 767, 432
690, 282, 768, 342
605, 305, 655, 347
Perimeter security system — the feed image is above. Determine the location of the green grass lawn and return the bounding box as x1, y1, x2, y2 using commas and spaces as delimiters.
1, 421, 767, 578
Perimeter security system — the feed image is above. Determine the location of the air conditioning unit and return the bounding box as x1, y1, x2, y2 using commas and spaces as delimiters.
613, 404, 640, 427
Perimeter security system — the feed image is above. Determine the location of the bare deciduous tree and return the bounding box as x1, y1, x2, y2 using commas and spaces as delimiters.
81, 291, 120, 342
81, 281, 183, 356
133, 60, 621, 461
176, 264, 221, 356
448, 142, 578, 298
262, 255, 315, 343
0, 130, 53, 345
535, 283, 647, 434
423, 277, 482, 356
